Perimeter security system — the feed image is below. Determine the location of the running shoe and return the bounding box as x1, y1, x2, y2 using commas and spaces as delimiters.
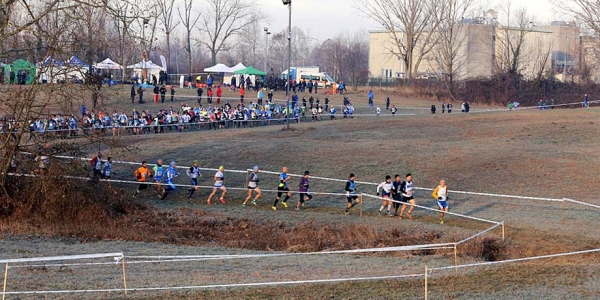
295, 207, 300, 211
440, 220, 444, 225
242, 204, 247, 207
271, 206, 277, 211
387, 211, 393, 216
220, 198, 226, 204
251, 200, 257, 206
207, 199, 211, 205
378, 211, 382, 217
282, 202, 288, 208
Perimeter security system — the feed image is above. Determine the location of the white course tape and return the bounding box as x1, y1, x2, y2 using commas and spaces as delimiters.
0, 273, 425, 295
431, 247, 600, 272
361, 193, 501, 225
0, 253, 123, 264
126, 242, 458, 261
456, 223, 503, 245
565, 198, 600, 209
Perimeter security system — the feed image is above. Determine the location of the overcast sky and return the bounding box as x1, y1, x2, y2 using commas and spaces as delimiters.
257, 0, 560, 41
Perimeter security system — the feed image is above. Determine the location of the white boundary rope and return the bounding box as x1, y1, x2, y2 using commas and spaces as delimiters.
0, 273, 425, 295
361, 193, 501, 225
0, 253, 123, 264
430, 247, 600, 272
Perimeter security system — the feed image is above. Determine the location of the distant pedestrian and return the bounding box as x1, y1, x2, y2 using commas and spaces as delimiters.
159, 85, 167, 103
583, 94, 589, 108
431, 105, 436, 114
441, 101, 446, 113
386, 96, 390, 110
130, 85, 136, 104
197, 86, 203, 104
137, 86, 144, 104
170, 85, 175, 102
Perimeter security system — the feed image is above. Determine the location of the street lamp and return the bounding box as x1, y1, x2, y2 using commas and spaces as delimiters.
264, 27, 271, 76
282, 0, 292, 129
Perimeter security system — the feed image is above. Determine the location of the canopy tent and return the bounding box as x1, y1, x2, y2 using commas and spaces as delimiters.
67, 56, 89, 68
229, 62, 247, 72
94, 58, 122, 70
234, 66, 267, 76
7, 59, 36, 85
37, 56, 88, 83
204, 63, 232, 73
126, 60, 164, 84
126, 60, 163, 70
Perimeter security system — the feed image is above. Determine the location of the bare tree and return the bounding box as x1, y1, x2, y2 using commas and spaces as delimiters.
0, 0, 114, 191
354, 0, 440, 79
105, 0, 141, 80
232, 21, 262, 67
157, 0, 179, 71
530, 35, 554, 81
198, 0, 260, 65
344, 31, 370, 89
432, 0, 474, 98
178, 0, 200, 73
496, 3, 533, 75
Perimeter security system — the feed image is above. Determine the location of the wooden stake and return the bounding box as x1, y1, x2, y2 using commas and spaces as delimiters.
501, 221, 505, 241
2, 263, 8, 300
121, 258, 128, 295
424, 265, 428, 300
244, 170, 250, 188
359, 194, 363, 217
454, 244, 458, 273
561, 199, 566, 224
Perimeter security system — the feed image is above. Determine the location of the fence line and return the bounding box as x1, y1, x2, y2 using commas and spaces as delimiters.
0, 273, 426, 296
430, 247, 600, 272
0, 253, 123, 264
13, 153, 571, 204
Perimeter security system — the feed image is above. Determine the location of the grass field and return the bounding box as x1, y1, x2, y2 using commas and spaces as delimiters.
2, 85, 600, 299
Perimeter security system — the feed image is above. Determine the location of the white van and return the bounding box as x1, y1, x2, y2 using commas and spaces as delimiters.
298, 72, 335, 88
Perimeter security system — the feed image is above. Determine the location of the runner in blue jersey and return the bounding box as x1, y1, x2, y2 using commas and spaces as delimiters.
272, 166, 291, 210
391, 174, 403, 217
345, 173, 360, 214
160, 161, 179, 200
399, 173, 416, 219
153, 159, 164, 196
186, 160, 202, 199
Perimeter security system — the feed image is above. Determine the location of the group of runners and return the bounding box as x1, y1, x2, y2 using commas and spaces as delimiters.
122, 156, 453, 223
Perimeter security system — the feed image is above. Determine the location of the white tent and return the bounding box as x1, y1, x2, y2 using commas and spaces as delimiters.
94, 58, 122, 70
229, 62, 246, 72
224, 63, 248, 87
204, 63, 232, 73
126, 60, 163, 70
126, 60, 164, 83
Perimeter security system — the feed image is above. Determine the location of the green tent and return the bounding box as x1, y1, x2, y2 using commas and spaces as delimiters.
6, 59, 36, 84
233, 66, 267, 76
